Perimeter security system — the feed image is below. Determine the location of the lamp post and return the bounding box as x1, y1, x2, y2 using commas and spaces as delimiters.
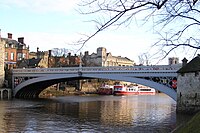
79, 52, 82, 68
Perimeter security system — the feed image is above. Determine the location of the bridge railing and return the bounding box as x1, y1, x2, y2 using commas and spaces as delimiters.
12, 65, 182, 74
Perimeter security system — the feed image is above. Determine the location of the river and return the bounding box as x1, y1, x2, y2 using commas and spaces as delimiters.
0, 93, 191, 133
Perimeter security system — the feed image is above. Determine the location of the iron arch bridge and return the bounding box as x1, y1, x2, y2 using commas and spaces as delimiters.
12, 65, 181, 101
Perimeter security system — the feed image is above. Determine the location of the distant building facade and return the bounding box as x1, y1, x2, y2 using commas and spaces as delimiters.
48, 52, 80, 67
83, 47, 134, 67
24, 47, 80, 68
177, 56, 200, 114
0, 38, 5, 87
2, 33, 29, 69
17, 58, 48, 68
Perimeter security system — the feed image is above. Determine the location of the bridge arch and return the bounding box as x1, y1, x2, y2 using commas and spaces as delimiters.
83, 74, 177, 101
14, 73, 177, 101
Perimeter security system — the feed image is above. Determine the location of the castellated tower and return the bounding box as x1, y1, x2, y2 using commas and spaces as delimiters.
0, 39, 5, 88
97, 47, 107, 58
168, 57, 179, 65
97, 47, 107, 66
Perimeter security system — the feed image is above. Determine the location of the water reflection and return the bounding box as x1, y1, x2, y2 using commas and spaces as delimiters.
0, 94, 180, 132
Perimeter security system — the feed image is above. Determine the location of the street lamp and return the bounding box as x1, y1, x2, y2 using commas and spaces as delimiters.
79, 52, 82, 68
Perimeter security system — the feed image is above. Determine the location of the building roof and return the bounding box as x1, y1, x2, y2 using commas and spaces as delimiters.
2, 38, 18, 45
18, 58, 41, 67
2, 38, 28, 49
28, 58, 42, 66
177, 55, 200, 73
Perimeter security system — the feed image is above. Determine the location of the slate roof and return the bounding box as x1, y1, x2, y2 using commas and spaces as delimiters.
18, 58, 42, 68
2, 38, 18, 45
28, 58, 41, 67
177, 55, 200, 73
2, 38, 27, 49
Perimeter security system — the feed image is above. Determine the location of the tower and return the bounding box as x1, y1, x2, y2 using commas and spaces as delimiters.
168, 57, 179, 65
97, 47, 107, 58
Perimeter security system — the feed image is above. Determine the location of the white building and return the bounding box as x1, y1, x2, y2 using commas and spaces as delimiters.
83, 47, 134, 67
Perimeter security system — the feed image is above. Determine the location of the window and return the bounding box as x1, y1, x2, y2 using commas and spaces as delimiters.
5, 52, 8, 60
11, 53, 14, 60
17, 53, 22, 60
23, 53, 26, 59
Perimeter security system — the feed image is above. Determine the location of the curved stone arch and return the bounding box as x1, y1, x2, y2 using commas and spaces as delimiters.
14, 73, 177, 101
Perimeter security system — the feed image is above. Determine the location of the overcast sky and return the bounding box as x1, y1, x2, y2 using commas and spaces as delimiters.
0, 0, 186, 65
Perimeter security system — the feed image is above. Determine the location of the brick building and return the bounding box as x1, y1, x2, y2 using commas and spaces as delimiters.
2, 33, 29, 69
22, 48, 80, 68
48, 52, 80, 67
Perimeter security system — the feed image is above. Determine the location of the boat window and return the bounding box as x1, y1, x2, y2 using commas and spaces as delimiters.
140, 89, 151, 91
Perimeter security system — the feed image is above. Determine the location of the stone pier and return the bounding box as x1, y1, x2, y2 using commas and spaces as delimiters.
177, 56, 200, 114
0, 39, 5, 88
0, 88, 12, 99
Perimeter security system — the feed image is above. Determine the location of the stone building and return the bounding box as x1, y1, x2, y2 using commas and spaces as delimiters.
0, 38, 5, 87
168, 57, 179, 65
177, 55, 200, 114
83, 47, 134, 67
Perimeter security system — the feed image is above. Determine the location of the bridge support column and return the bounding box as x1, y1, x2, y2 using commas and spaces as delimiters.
75, 80, 82, 91
177, 73, 200, 114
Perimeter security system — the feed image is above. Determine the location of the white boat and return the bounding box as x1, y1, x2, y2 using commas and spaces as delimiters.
113, 85, 155, 96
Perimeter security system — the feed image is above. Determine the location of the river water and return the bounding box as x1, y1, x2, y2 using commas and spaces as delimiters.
0, 93, 191, 133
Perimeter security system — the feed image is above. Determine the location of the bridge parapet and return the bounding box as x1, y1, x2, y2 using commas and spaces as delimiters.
13, 65, 181, 74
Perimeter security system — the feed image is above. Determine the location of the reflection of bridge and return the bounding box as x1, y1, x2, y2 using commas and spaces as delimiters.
12, 65, 181, 100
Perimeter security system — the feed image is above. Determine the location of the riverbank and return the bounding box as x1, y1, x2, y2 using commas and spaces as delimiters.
173, 111, 200, 133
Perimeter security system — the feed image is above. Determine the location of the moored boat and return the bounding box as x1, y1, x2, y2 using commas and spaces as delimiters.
113, 84, 155, 96
137, 86, 156, 95
97, 85, 114, 95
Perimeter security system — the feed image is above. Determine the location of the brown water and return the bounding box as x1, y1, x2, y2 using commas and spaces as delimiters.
0, 94, 190, 133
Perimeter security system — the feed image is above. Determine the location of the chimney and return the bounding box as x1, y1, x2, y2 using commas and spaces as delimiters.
48, 50, 52, 57
182, 58, 188, 67
85, 51, 89, 56
18, 37, 24, 44
68, 52, 71, 57
8, 33, 12, 39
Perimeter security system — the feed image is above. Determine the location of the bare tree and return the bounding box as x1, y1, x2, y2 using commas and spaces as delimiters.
138, 52, 151, 65
77, 0, 200, 62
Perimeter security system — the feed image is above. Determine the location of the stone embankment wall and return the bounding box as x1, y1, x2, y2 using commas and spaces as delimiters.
177, 73, 200, 114
0, 40, 5, 88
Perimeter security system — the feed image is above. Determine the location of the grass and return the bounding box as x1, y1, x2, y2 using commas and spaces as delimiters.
175, 111, 200, 133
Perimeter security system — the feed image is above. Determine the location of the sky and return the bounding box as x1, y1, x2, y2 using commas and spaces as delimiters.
0, 0, 188, 65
